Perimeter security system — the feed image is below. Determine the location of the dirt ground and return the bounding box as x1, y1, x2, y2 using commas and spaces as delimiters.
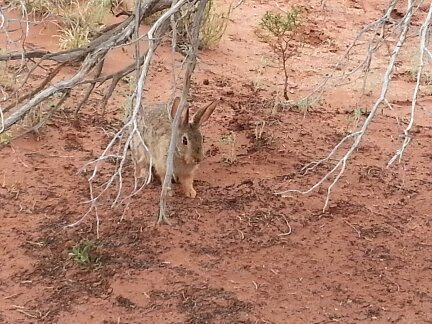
1, 0, 432, 323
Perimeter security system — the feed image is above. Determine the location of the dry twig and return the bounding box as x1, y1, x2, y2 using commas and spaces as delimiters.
0, 0, 212, 235
158, 0, 209, 223
65, 0, 191, 236
276, 1, 429, 211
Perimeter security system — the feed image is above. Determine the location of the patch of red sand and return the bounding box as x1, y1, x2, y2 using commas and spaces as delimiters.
1, 0, 432, 323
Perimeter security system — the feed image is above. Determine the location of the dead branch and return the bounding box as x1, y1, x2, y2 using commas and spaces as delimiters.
74, 59, 105, 119
112, 0, 174, 17
158, 0, 209, 223
65, 0, 194, 236
0, 50, 51, 61
0, 0, 173, 64
3, 55, 99, 130
12, 90, 71, 140
0, 0, 211, 235
2, 62, 67, 113
276, 0, 425, 211
388, 3, 432, 165
0, 0, 172, 133
302, 0, 399, 105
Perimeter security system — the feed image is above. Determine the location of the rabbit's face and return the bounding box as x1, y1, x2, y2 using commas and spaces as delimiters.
170, 97, 219, 166
176, 126, 204, 165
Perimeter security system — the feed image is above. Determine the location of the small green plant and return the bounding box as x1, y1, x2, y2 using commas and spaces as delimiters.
220, 132, 237, 164
69, 240, 98, 265
295, 96, 320, 112
347, 106, 367, 131
0, 131, 12, 145
23, 105, 44, 134
260, 7, 303, 101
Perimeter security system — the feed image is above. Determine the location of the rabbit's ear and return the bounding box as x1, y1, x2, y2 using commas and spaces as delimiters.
170, 97, 181, 118
192, 100, 219, 127
170, 97, 189, 126
180, 106, 190, 126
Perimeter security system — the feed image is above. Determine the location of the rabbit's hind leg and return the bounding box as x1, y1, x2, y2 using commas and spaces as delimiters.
130, 140, 151, 180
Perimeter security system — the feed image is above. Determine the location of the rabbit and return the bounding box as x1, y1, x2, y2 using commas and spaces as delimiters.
130, 97, 219, 198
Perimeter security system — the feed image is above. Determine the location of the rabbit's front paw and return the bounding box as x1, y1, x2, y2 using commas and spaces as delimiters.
135, 167, 147, 179
179, 175, 196, 198
185, 187, 196, 198
167, 187, 173, 197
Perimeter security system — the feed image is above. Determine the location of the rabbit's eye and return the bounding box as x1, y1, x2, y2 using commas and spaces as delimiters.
182, 136, 188, 145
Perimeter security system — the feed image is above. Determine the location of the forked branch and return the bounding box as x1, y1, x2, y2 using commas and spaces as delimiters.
276, 1, 426, 211
0, 0, 174, 133
388, 3, 432, 165
65, 0, 198, 236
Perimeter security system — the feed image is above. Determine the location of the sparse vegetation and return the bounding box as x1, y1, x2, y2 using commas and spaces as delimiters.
0, 62, 16, 90
260, 7, 303, 101
23, 105, 44, 134
2, 0, 432, 322
176, 0, 231, 50
59, 0, 111, 49
18, 92, 67, 137
409, 69, 432, 87
271, 93, 319, 115
403, 48, 432, 95
220, 132, 237, 164
8, 0, 110, 49
58, 22, 92, 50
8, 0, 53, 16
346, 106, 368, 131
199, 0, 231, 49
119, 76, 136, 123
0, 131, 11, 144
69, 240, 98, 265
294, 96, 320, 112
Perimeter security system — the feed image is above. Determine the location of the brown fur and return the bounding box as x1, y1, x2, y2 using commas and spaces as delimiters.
130, 97, 219, 198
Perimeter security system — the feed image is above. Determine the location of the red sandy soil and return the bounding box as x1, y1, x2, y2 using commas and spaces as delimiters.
1, 0, 432, 323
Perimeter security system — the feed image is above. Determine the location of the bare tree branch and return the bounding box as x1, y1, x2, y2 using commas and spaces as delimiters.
158, 0, 209, 224
388, 3, 432, 165
74, 59, 105, 119
276, 0, 419, 211
0, 0, 168, 133
302, 0, 399, 105
65, 0, 194, 236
